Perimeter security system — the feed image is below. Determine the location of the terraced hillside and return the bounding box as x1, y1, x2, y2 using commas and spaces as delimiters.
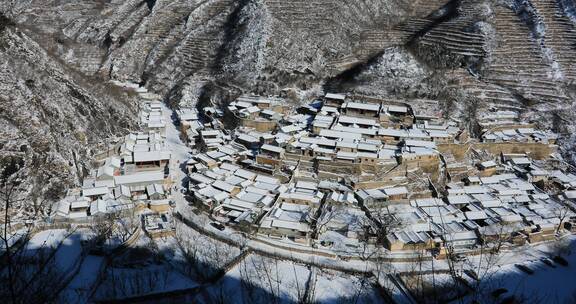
1, 0, 461, 90
480, 4, 568, 107
358, 0, 454, 60
3, 0, 239, 88
260, 0, 455, 76
1, 0, 576, 170
531, 0, 576, 87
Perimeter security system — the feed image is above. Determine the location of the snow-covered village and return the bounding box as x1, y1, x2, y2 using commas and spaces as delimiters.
3, 84, 576, 303
3, 0, 576, 303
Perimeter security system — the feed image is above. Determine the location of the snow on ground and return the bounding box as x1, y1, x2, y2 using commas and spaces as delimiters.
14, 228, 87, 299
157, 222, 242, 281
559, 0, 576, 24
90, 228, 198, 301
390, 235, 576, 275
157, 98, 377, 274
477, 261, 576, 303
58, 255, 106, 303
77, 99, 200, 302
161, 102, 190, 194
145, 80, 576, 304
22, 228, 85, 272
312, 269, 384, 304
24, 229, 68, 254
0, 228, 28, 251
379, 275, 416, 304
401, 272, 467, 303
162, 102, 190, 163
176, 206, 381, 273
199, 254, 310, 304
454, 236, 576, 303
317, 231, 367, 255
93, 263, 198, 301
53, 231, 83, 272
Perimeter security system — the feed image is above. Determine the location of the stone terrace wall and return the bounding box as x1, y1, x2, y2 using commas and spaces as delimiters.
438, 142, 556, 160
239, 118, 278, 132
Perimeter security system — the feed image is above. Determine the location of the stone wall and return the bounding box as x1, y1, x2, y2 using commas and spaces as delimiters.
438, 142, 556, 161
318, 160, 362, 175
484, 124, 537, 133
257, 155, 281, 167
239, 118, 278, 132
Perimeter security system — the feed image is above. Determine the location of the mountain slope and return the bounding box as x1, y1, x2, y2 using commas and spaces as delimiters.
1, 0, 576, 197
0, 21, 137, 206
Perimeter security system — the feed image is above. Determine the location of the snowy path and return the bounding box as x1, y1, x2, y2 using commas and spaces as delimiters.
159, 103, 191, 214
24, 229, 69, 253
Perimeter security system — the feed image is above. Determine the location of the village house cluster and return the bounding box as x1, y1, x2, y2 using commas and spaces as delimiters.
49, 90, 576, 257
382, 159, 571, 253
482, 127, 558, 143
52, 95, 174, 237
172, 92, 575, 255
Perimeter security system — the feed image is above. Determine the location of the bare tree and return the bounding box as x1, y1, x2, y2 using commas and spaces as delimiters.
371, 245, 393, 290
91, 213, 116, 245
0, 160, 25, 304
252, 255, 281, 304
174, 221, 205, 279
0, 159, 81, 304
116, 211, 139, 243
173, 221, 238, 282
367, 205, 404, 244
292, 263, 307, 303
102, 268, 169, 300
0, 223, 74, 304
236, 255, 308, 304
237, 255, 258, 304
553, 204, 571, 234
313, 202, 345, 239
463, 223, 514, 303
200, 279, 236, 304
